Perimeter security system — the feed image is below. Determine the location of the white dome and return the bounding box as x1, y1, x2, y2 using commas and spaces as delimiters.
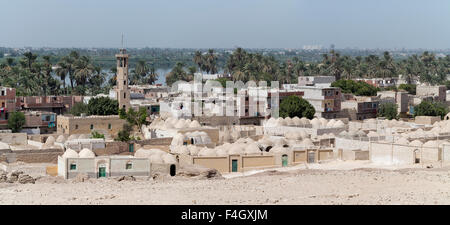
79, 148, 95, 158
409, 140, 423, 147
188, 145, 199, 156
162, 153, 177, 164
300, 117, 310, 125
276, 118, 287, 126
56, 135, 66, 143
327, 119, 336, 127
215, 148, 229, 156
319, 118, 328, 127
174, 120, 187, 129
228, 144, 245, 155
291, 117, 301, 126
171, 133, 185, 146
339, 131, 348, 137
423, 140, 438, 148
78, 134, 88, 139
244, 143, 261, 155
301, 138, 314, 147
198, 147, 216, 156
284, 131, 301, 140
333, 120, 345, 128
367, 131, 379, 137
265, 118, 277, 127
284, 117, 294, 126
189, 120, 201, 128
258, 137, 273, 146
236, 138, 247, 143
67, 134, 79, 141
149, 154, 164, 164
270, 146, 289, 154
135, 148, 166, 158
44, 136, 55, 146
62, 149, 78, 158
397, 137, 409, 145
274, 138, 288, 146
310, 118, 321, 128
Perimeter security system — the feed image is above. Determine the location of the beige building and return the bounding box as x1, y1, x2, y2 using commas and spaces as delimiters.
57, 115, 126, 137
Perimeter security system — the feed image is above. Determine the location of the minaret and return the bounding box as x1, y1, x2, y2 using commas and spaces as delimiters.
116, 47, 130, 111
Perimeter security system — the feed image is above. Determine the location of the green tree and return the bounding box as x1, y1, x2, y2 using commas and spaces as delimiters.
69, 102, 89, 116
398, 84, 416, 95
8, 112, 26, 133
116, 123, 132, 142
377, 102, 398, 120
279, 96, 315, 119
413, 100, 448, 119
331, 80, 377, 96
87, 97, 118, 115
124, 107, 148, 132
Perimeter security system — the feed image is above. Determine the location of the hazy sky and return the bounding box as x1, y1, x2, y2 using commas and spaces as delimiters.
1, 0, 449, 49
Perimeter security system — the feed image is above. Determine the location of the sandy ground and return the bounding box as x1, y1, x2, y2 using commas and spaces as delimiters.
1, 161, 450, 205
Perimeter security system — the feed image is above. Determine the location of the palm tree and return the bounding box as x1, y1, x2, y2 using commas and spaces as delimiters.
74, 56, 94, 87
56, 61, 69, 94
193, 51, 203, 72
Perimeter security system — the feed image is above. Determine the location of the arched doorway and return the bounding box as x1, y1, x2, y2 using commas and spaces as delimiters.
169, 164, 176, 176
414, 149, 420, 164
282, 154, 288, 167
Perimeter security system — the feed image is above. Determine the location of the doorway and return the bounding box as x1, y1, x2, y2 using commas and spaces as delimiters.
231, 159, 238, 172
129, 143, 134, 152
170, 164, 176, 176
282, 154, 288, 167
307, 151, 316, 163
414, 149, 420, 164
98, 166, 106, 178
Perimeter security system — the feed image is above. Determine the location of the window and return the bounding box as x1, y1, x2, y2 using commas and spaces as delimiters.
124, 93, 126, 99
123, 80, 126, 85
75, 124, 78, 129
108, 124, 112, 130
70, 164, 76, 170
126, 162, 132, 170
90, 124, 94, 130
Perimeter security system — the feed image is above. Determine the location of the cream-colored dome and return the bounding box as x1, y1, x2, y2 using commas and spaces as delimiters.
310, 118, 321, 128
284, 117, 294, 126
44, 136, 55, 146
78, 134, 89, 139
171, 133, 185, 146
319, 118, 328, 127
56, 135, 66, 143
135, 148, 166, 158
397, 137, 409, 145
270, 146, 289, 154
62, 148, 78, 158
189, 120, 201, 128
149, 154, 164, 163
276, 118, 287, 126
228, 144, 244, 155
367, 131, 379, 137
301, 138, 314, 147
67, 134, 79, 141
423, 140, 438, 148
300, 117, 310, 125
198, 147, 216, 156
333, 120, 345, 128
265, 118, 277, 127
79, 148, 95, 158
409, 140, 423, 147
244, 143, 261, 155
162, 153, 177, 164
188, 145, 199, 156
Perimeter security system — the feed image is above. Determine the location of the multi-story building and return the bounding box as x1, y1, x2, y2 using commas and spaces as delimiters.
18, 96, 83, 114
22, 111, 57, 134
416, 85, 446, 102
354, 77, 398, 88
298, 76, 335, 87
294, 86, 342, 119
129, 84, 169, 99
0, 87, 18, 126
341, 96, 379, 120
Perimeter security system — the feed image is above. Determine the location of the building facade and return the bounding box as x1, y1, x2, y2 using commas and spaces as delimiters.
115, 49, 131, 111
57, 115, 126, 137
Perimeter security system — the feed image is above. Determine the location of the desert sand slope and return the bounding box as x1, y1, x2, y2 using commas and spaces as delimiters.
1, 162, 449, 205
